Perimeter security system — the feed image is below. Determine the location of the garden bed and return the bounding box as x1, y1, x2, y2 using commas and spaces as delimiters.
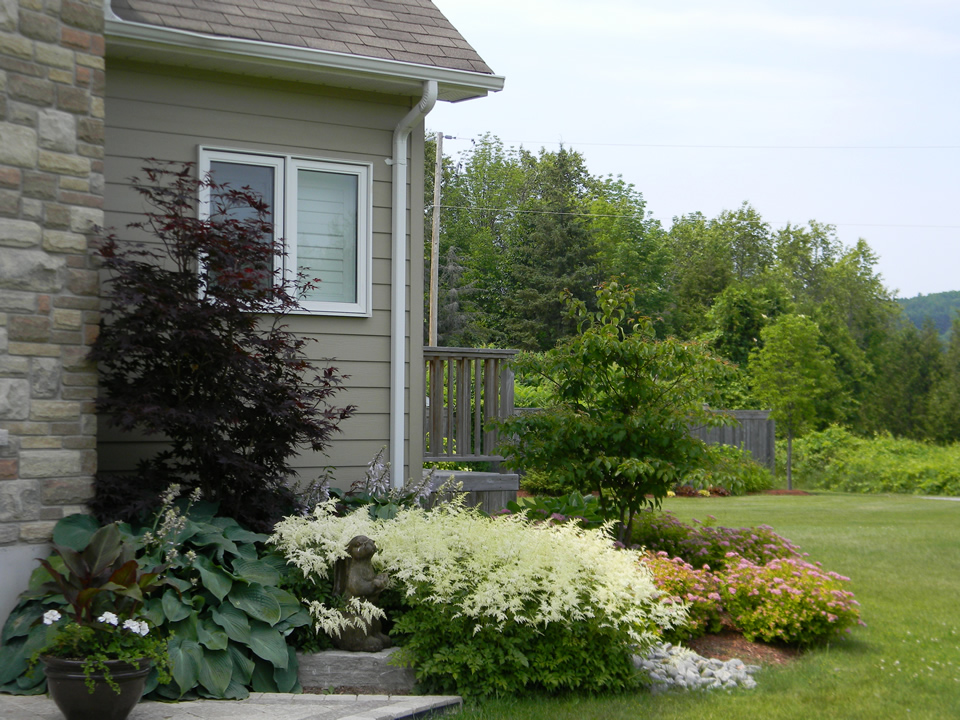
686, 630, 799, 666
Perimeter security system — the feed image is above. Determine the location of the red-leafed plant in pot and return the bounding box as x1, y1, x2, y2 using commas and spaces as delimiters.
29, 523, 172, 720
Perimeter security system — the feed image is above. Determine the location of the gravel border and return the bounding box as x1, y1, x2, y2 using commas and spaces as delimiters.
634, 642, 761, 692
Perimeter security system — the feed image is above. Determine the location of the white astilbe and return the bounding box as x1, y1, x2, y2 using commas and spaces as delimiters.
307, 596, 386, 639
271, 498, 687, 653
271, 499, 377, 581
374, 503, 686, 647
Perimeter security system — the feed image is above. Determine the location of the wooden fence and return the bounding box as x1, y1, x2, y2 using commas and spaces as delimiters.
689, 410, 776, 469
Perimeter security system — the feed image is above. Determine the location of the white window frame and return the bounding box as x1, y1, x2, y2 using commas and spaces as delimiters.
199, 147, 373, 317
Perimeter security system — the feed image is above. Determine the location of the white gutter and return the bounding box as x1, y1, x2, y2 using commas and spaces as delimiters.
388, 81, 438, 488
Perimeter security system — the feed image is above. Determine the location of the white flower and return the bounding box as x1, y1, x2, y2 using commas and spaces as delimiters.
97, 612, 119, 626
42, 610, 61, 625
122, 618, 150, 636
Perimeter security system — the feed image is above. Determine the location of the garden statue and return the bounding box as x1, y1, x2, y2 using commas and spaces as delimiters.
332, 535, 393, 652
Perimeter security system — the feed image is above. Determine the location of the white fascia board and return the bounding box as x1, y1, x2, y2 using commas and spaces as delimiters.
104, 17, 504, 103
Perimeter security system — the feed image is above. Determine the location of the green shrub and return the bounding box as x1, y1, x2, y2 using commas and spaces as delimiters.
0, 489, 310, 700
513, 372, 555, 409
501, 491, 613, 530
680, 444, 773, 495
496, 281, 730, 546
271, 499, 686, 697
518, 468, 577, 496
784, 426, 960, 496
641, 552, 723, 642
393, 603, 639, 697
776, 424, 862, 487
720, 555, 864, 645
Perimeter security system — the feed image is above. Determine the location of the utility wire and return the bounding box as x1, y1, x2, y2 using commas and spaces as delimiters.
426, 204, 960, 230
437, 136, 960, 150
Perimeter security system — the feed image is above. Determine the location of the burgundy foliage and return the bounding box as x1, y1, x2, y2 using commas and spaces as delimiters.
89, 162, 355, 530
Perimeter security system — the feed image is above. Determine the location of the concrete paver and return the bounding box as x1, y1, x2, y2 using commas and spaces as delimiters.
0, 693, 462, 720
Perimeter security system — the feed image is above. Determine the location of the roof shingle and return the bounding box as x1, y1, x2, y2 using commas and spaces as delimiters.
110, 0, 494, 74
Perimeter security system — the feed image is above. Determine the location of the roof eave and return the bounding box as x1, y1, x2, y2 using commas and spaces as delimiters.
104, 16, 504, 103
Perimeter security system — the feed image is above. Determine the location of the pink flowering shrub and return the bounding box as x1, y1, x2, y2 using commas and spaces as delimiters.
633, 509, 802, 569
720, 554, 864, 645
642, 551, 723, 641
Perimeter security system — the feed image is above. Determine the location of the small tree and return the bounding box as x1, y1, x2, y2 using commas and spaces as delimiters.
748, 314, 839, 489
90, 163, 355, 530
497, 281, 730, 545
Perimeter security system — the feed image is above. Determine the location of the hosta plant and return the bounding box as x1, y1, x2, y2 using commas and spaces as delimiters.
1, 486, 310, 699
129, 488, 310, 699
271, 498, 687, 697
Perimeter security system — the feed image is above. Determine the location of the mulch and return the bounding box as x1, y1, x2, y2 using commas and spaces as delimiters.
685, 630, 800, 666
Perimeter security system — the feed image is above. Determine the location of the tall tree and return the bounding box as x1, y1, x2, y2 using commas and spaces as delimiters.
662, 212, 733, 337
704, 280, 790, 367
926, 314, 960, 443
714, 201, 773, 282
501, 147, 602, 350
861, 318, 943, 439
749, 315, 840, 488
586, 174, 669, 320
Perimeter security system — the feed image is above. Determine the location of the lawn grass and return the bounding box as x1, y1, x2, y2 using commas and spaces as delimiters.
455, 493, 960, 720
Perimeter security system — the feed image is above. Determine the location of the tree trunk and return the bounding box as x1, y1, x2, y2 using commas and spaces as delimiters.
786, 429, 793, 490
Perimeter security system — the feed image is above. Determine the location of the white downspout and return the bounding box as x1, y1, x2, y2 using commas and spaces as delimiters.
388, 81, 437, 488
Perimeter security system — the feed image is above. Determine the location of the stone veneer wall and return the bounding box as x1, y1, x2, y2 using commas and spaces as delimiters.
0, 0, 104, 623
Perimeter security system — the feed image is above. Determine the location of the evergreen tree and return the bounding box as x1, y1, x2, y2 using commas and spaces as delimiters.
501, 147, 602, 350
927, 315, 960, 443
861, 319, 943, 439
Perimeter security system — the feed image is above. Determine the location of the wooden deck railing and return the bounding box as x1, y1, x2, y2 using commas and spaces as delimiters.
423, 347, 519, 464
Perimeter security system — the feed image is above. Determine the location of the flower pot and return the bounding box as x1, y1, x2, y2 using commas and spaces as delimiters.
42, 656, 151, 720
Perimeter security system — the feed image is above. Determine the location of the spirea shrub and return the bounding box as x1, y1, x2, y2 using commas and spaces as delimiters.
641, 552, 723, 642
720, 554, 863, 645
632, 509, 801, 569
271, 500, 686, 696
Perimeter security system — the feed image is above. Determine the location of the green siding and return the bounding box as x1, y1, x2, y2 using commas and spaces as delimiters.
102, 60, 425, 489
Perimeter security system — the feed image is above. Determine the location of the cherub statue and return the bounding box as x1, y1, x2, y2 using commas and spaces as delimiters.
331, 535, 393, 652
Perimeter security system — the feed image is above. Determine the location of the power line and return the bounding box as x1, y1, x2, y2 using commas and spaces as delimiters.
427, 204, 960, 230
439, 136, 960, 151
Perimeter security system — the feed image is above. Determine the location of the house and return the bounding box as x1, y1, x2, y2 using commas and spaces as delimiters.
0, 0, 501, 625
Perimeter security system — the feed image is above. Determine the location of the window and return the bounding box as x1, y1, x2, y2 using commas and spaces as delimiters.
199, 148, 372, 316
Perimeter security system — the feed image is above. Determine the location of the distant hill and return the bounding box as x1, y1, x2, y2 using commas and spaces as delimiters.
897, 290, 960, 338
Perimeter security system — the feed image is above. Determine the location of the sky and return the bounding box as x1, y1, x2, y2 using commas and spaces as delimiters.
428, 0, 960, 299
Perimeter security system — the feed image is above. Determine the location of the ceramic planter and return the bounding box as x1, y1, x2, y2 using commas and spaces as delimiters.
42, 656, 151, 720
